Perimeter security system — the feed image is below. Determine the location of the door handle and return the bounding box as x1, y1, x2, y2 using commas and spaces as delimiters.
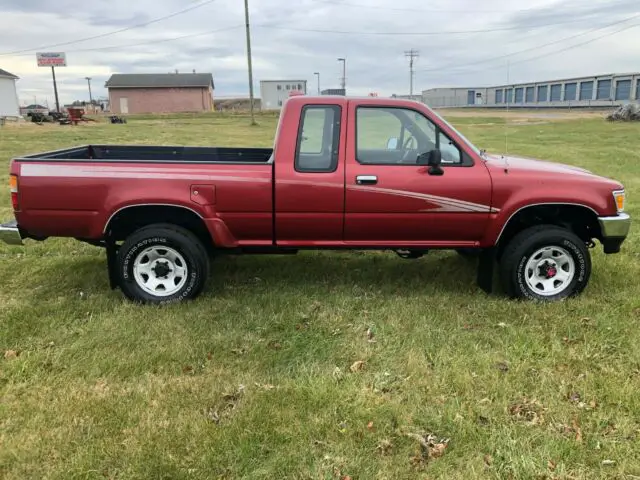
356, 175, 378, 185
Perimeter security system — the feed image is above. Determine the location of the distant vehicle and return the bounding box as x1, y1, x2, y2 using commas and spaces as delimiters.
0, 96, 630, 304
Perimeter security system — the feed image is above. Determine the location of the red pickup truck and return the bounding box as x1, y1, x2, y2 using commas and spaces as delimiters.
1, 96, 630, 304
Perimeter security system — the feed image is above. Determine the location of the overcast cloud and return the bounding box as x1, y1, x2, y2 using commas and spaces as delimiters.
0, 0, 639, 106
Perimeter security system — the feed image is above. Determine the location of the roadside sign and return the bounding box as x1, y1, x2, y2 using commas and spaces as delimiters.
36, 52, 67, 67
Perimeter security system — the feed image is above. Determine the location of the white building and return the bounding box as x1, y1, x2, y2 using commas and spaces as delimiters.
0, 68, 20, 118
260, 80, 307, 110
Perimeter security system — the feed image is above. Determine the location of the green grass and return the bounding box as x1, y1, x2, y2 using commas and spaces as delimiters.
1, 112, 639, 479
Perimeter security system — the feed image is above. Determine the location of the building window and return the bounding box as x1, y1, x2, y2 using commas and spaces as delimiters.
615, 80, 631, 100
298, 83, 302, 90
550, 84, 562, 102
286, 84, 290, 90
596, 79, 612, 100
579, 81, 593, 100
525, 86, 535, 103
537, 85, 548, 102
504, 88, 513, 103
514, 87, 524, 103
295, 105, 341, 173
495, 89, 503, 104
564, 83, 577, 101
277, 85, 282, 91
278, 100, 283, 106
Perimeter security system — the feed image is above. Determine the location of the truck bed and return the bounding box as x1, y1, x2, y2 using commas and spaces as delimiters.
18, 145, 274, 164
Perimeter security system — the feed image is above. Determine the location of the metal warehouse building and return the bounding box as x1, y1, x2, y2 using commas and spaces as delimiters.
422, 72, 640, 108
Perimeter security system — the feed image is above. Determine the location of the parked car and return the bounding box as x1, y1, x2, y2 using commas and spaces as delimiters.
0, 96, 631, 304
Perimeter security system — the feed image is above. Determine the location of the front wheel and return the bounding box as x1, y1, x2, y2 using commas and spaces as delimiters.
499, 225, 591, 301
116, 224, 210, 304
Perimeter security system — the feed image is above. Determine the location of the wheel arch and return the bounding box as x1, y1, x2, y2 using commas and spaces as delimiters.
494, 203, 602, 253
104, 204, 214, 249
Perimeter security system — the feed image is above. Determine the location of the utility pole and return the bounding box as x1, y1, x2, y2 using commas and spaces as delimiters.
314, 72, 320, 94
51, 66, 60, 112
243, 0, 257, 125
404, 49, 419, 98
85, 77, 93, 105
337, 57, 346, 94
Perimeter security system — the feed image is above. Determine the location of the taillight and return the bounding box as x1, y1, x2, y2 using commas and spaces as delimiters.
9, 174, 19, 210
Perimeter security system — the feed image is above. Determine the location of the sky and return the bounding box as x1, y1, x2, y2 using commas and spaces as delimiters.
0, 0, 639, 106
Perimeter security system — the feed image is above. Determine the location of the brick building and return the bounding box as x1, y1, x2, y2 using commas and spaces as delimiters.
105, 72, 214, 114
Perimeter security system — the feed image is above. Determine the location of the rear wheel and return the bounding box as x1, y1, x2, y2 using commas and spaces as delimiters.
499, 225, 591, 301
116, 223, 210, 304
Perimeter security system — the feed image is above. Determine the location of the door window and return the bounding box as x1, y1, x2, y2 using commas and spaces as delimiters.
355, 106, 463, 165
295, 105, 341, 173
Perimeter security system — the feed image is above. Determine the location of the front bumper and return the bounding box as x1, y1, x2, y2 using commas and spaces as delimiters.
598, 213, 631, 254
0, 220, 23, 246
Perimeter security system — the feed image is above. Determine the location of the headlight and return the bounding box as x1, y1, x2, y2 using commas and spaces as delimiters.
613, 189, 625, 213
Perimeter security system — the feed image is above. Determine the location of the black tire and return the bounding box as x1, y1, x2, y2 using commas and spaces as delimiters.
499, 225, 591, 301
116, 223, 210, 304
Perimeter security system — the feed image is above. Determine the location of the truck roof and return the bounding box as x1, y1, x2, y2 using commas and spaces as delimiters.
284, 95, 426, 108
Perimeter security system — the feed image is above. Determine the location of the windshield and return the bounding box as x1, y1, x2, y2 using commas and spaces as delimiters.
428, 107, 483, 156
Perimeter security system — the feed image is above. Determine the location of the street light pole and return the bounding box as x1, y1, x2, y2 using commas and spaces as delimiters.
85, 77, 93, 105
314, 72, 320, 94
337, 58, 346, 94
243, 0, 257, 125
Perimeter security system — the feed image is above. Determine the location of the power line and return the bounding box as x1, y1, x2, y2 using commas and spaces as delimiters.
507, 22, 640, 68
0, 0, 219, 56
10, 24, 246, 57
412, 13, 640, 75
312, 0, 538, 13
404, 49, 419, 96
255, 16, 616, 36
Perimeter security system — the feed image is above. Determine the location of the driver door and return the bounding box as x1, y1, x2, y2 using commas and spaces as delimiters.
344, 104, 492, 244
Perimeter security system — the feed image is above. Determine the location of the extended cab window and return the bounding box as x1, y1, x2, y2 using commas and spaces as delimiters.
295, 105, 341, 173
356, 106, 463, 165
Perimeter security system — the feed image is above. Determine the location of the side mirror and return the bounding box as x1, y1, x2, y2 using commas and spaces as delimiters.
386, 137, 399, 150
419, 149, 444, 175
428, 148, 442, 167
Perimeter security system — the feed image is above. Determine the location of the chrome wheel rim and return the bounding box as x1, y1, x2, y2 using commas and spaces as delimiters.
133, 246, 188, 297
524, 246, 575, 297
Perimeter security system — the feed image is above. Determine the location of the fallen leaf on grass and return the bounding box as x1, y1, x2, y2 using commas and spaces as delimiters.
602, 460, 616, 466
377, 439, 392, 455
341, 476, 352, 480
495, 361, 509, 373
205, 385, 245, 425
366, 326, 376, 343
182, 365, 193, 374
350, 360, 365, 373
484, 454, 493, 466
568, 391, 581, 403
267, 341, 282, 350
509, 398, 546, 425
367, 421, 374, 431
4, 350, 18, 360
406, 432, 449, 464
572, 418, 583, 443
548, 460, 557, 471
332, 367, 344, 381
496, 322, 508, 328
207, 352, 213, 360
231, 347, 247, 355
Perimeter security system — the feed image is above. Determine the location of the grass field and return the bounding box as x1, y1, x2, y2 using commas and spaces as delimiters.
1, 111, 639, 479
